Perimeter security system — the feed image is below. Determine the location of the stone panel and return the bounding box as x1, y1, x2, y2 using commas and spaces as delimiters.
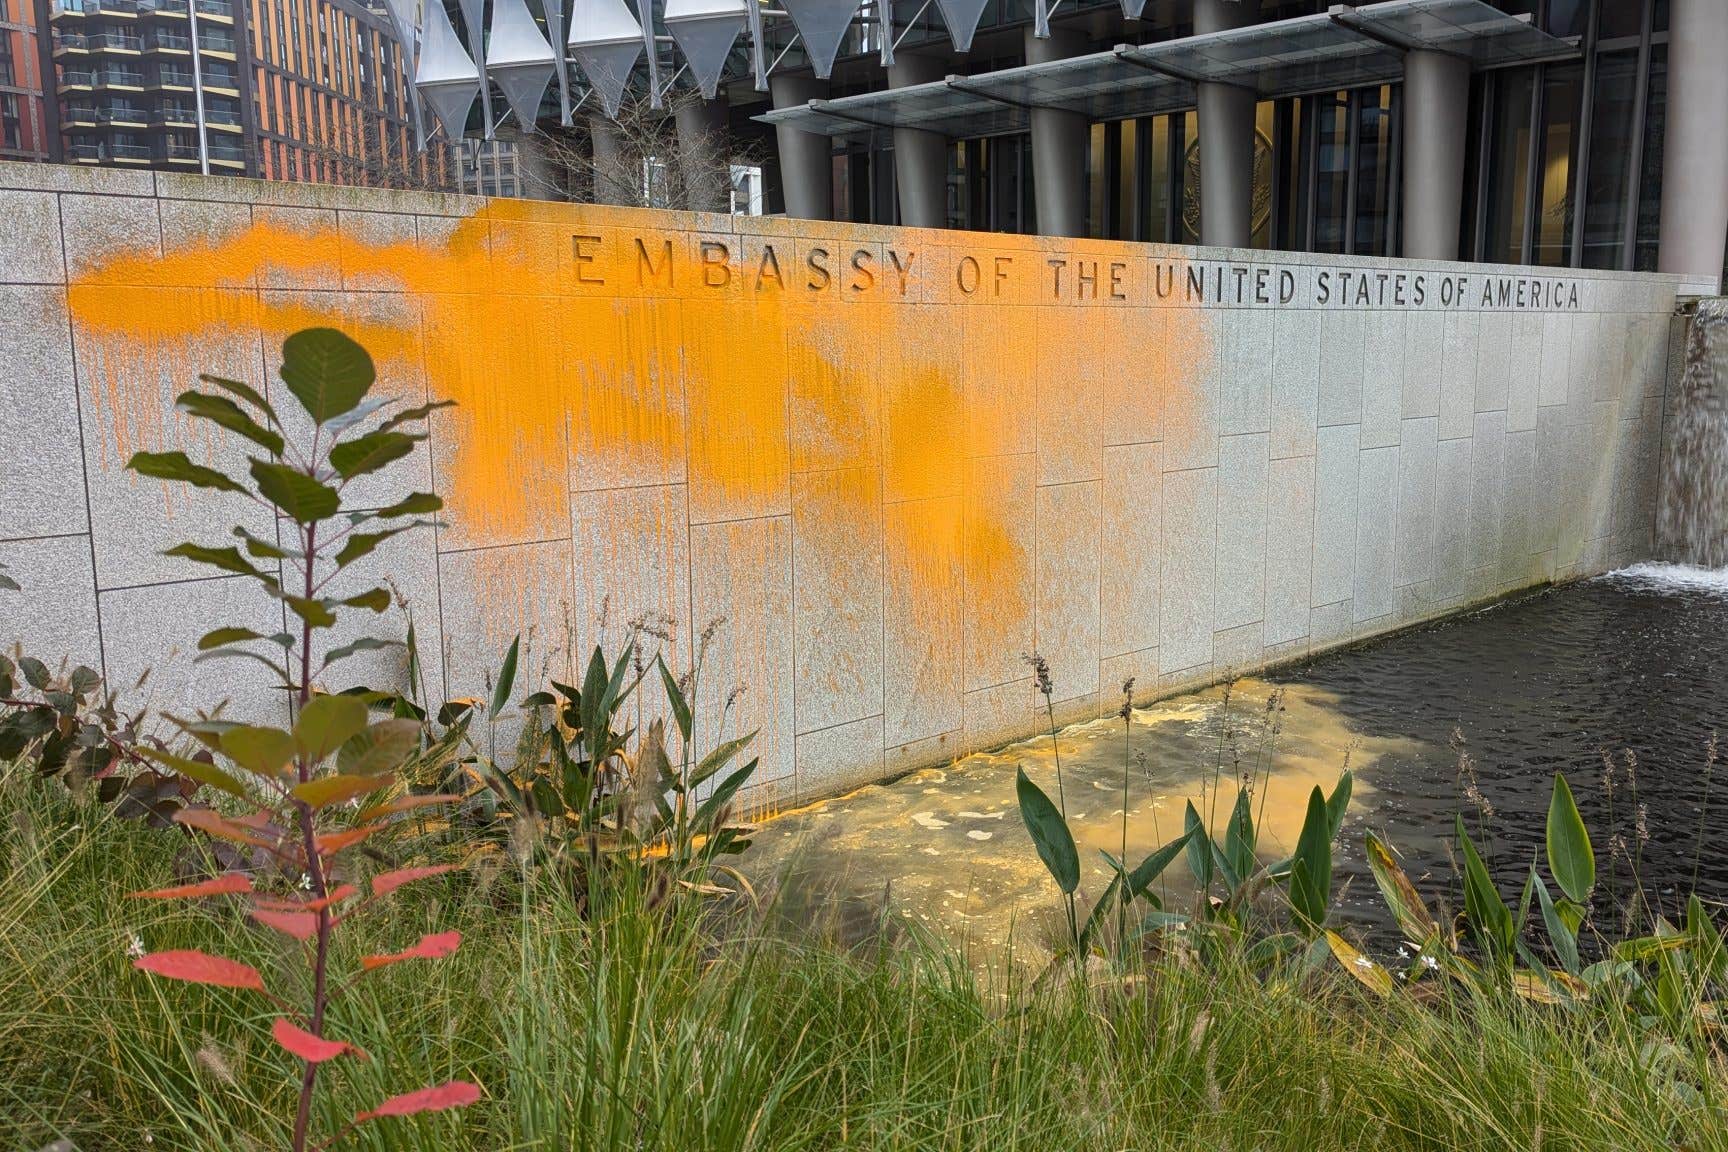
0, 286, 86, 539
684, 296, 792, 523
1474, 312, 1512, 413
690, 516, 795, 784
1311, 424, 1359, 607
795, 713, 884, 801
1361, 312, 1404, 449
963, 453, 1036, 691
1354, 446, 1399, 621
58, 193, 161, 280
1439, 312, 1479, 440
0, 190, 63, 285
1215, 433, 1268, 630
100, 573, 289, 727
1159, 467, 1216, 673
1034, 481, 1101, 702
1538, 312, 1574, 407
1468, 411, 1507, 571
1271, 309, 1320, 459
791, 469, 885, 734
1035, 308, 1104, 484
571, 483, 692, 672
1264, 454, 1314, 646
1099, 443, 1161, 659
439, 540, 576, 704
1317, 310, 1365, 427
1402, 311, 1443, 419
0, 534, 101, 670
1396, 417, 1438, 588
883, 497, 963, 747
1220, 308, 1273, 436
1433, 437, 1474, 604
1507, 313, 1542, 432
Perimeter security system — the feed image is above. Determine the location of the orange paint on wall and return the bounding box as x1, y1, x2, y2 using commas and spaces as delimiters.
65, 198, 1213, 662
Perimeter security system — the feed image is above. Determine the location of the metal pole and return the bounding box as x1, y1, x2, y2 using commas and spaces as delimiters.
1620, 0, 1653, 270
188, 0, 209, 175
1567, 0, 1599, 268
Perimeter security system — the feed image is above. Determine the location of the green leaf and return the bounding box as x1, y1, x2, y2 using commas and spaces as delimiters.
176, 390, 285, 455
250, 460, 339, 523
279, 327, 374, 425
1326, 770, 1353, 839
1016, 767, 1079, 895
295, 694, 369, 763
1545, 771, 1594, 903
284, 596, 336, 629
378, 398, 457, 432
656, 654, 692, 744
1183, 801, 1213, 892
163, 543, 271, 582
694, 757, 759, 830
320, 636, 400, 671
198, 626, 267, 651
1533, 869, 1580, 975
324, 395, 394, 435
690, 732, 755, 790
136, 747, 250, 799
337, 719, 422, 776
1457, 814, 1515, 964
490, 636, 520, 720
218, 725, 297, 778
18, 656, 50, 690
329, 431, 417, 480
1078, 868, 1125, 953
233, 526, 291, 560
1222, 786, 1256, 885
374, 492, 443, 519
1127, 828, 1194, 898
1288, 786, 1333, 931
341, 588, 391, 613
292, 773, 393, 809
198, 373, 280, 426
334, 526, 414, 570
127, 450, 249, 495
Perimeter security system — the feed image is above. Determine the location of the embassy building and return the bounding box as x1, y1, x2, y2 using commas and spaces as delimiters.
716, 0, 1727, 293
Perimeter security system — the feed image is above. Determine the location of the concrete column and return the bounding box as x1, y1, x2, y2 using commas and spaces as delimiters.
1025, 26, 1089, 238
1401, 49, 1471, 261
1657, 0, 1728, 287
674, 94, 731, 213
888, 52, 949, 229
1193, 0, 1259, 247
769, 73, 833, 220
589, 115, 634, 206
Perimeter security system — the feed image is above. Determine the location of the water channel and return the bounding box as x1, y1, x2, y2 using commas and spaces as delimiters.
742, 564, 1728, 960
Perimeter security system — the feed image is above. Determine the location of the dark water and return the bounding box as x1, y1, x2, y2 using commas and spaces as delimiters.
745, 564, 1728, 960
1295, 563, 1728, 936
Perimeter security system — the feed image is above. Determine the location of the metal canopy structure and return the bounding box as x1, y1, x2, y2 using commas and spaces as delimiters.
780, 0, 863, 79
566, 0, 645, 118
757, 0, 1576, 141
487, 0, 558, 131
663, 0, 747, 99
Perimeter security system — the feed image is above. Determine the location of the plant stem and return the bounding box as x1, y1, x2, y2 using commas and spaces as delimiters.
289, 520, 329, 1152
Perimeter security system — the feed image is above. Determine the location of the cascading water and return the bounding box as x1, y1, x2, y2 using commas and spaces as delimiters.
1657, 298, 1728, 566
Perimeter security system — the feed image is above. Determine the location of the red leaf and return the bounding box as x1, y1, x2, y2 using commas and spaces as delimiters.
315, 826, 376, 855
355, 1080, 481, 1123
271, 1016, 368, 1063
174, 808, 277, 849
130, 873, 253, 900
134, 950, 265, 991
250, 906, 319, 941
252, 883, 358, 913
360, 930, 462, 971
372, 865, 456, 898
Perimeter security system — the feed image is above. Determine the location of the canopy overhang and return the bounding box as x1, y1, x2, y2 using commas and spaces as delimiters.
756, 0, 1577, 141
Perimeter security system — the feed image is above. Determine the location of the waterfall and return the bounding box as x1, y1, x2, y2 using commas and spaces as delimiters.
1658, 298, 1728, 566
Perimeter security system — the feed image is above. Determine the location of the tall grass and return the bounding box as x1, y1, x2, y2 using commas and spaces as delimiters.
2, 767, 1724, 1151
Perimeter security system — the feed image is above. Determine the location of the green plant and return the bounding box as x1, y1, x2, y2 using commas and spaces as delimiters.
468, 636, 759, 906
122, 327, 477, 1151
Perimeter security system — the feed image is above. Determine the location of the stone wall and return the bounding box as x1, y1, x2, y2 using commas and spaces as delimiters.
0, 161, 1683, 805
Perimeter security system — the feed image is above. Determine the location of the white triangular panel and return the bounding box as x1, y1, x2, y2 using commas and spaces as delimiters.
933, 0, 989, 52
779, 0, 857, 79
489, 0, 556, 129
663, 0, 743, 98
1120, 0, 1147, 17
568, 0, 642, 47
571, 40, 642, 117
415, 0, 480, 139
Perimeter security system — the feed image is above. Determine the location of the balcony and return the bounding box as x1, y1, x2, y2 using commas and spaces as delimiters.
163, 140, 200, 161
138, 0, 187, 13
94, 0, 140, 18
52, 31, 90, 53
109, 142, 151, 160
58, 69, 95, 87
153, 65, 193, 87
143, 30, 189, 51
153, 107, 197, 126
91, 69, 145, 88
62, 105, 99, 126
88, 31, 144, 51
194, 0, 233, 18
203, 104, 242, 126
97, 106, 149, 125
65, 141, 101, 161
198, 32, 236, 53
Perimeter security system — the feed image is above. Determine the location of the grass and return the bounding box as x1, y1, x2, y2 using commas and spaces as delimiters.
2, 768, 1724, 1152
